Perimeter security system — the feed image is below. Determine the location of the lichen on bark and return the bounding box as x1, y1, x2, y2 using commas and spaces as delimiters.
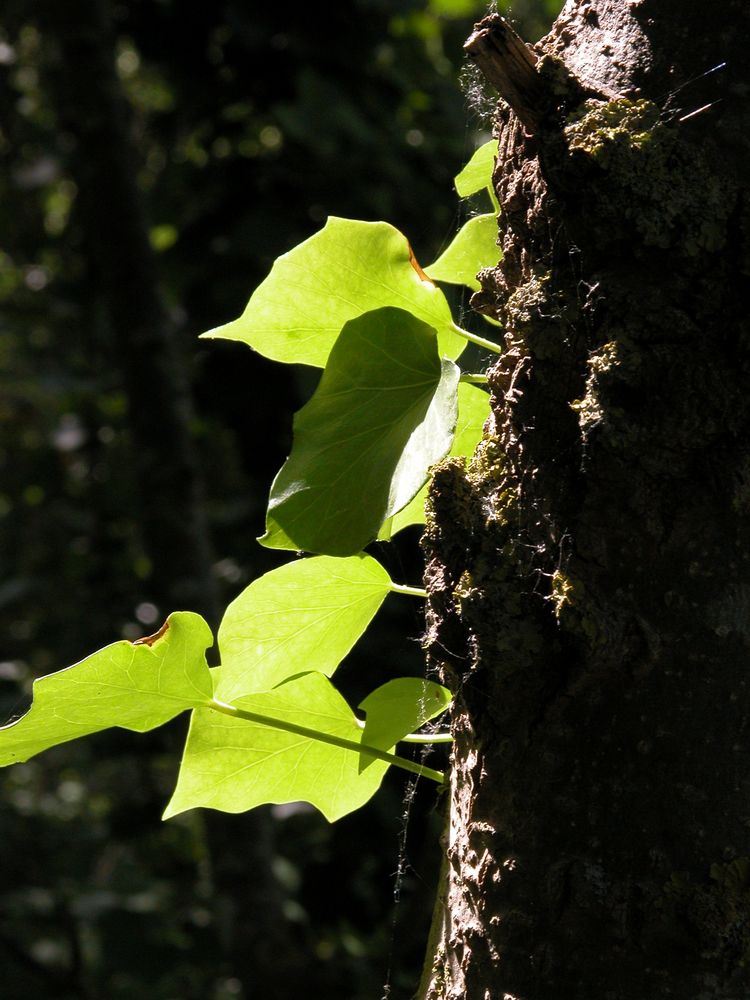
563, 95, 735, 253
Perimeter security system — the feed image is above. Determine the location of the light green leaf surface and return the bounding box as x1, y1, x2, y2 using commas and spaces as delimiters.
215, 554, 392, 702
165, 671, 450, 822
455, 140, 497, 198
261, 307, 460, 556
426, 214, 499, 291
358, 678, 452, 772
388, 381, 489, 534
201, 217, 465, 367
0, 613, 213, 766
165, 674, 388, 822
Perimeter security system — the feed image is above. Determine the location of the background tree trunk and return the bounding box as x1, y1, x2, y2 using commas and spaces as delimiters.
37, 0, 218, 620
421, 1, 750, 996
34, 2, 301, 993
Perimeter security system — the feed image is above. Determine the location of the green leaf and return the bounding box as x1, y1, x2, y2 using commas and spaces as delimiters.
425, 214, 499, 291
455, 140, 497, 198
261, 307, 460, 556
215, 554, 392, 702
388, 381, 489, 534
358, 678, 452, 772
165, 675, 380, 822
201, 217, 465, 367
164, 672, 450, 822
0, 613, 213, 766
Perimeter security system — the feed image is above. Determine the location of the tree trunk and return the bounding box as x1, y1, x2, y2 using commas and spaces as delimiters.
421, 2, 750, 997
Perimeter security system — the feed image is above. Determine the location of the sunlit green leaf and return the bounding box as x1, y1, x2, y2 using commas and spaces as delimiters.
0, 613, 212, 766
202, 217, 465, 367
165, 675, 387, 822
261, 307, 460, 556
388, 381, 489, 534
455, 140, 497, 198
358, 678, 452, 771
426, 214, 499, 291
165, 671, 450, 822
215, 554, 392, 701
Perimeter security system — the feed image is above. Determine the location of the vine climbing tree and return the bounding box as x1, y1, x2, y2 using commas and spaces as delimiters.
0, 123, 503, 821
4, 1, 750, 997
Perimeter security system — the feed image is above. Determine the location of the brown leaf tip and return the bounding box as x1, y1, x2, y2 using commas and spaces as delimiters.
408, 243, 435, 286
132, 619, 170, 647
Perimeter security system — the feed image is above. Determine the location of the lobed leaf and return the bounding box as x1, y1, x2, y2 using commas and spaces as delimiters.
388, 381, 489, 534
425, 214, 500, 291
0, 613, 213, 766
260, 307, 460, 556
215, 554, 392, 702
201, 217, 465, 367
164, 672, 451, 822
454, 139, 497, 198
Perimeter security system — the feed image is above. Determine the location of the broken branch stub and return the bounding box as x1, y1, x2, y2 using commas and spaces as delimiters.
464, 13, 544, 133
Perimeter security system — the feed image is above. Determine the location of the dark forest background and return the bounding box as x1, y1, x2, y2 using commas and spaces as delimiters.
0, 1, 559, 997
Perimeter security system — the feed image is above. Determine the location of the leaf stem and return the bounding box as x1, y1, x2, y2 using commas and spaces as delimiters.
459, 372, 489, 385
400, 731, 453, 744
208, 698, 445, 784
389, 582, 428, 598
354, 718, 452, 744
452, 324, 502, 354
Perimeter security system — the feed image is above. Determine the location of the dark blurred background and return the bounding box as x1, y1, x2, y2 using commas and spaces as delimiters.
0, 1, 560, 997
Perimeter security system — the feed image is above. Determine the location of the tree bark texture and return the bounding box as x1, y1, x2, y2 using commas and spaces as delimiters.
422, 1, 750, 997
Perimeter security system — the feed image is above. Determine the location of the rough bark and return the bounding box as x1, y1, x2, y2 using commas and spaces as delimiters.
421, 1, 750, 997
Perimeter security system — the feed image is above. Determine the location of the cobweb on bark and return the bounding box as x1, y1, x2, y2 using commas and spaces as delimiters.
380, 735, 445, 1000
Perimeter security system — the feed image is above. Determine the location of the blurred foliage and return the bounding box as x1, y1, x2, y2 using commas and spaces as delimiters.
497, 0, 564, 41
0, 0, 561, 997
